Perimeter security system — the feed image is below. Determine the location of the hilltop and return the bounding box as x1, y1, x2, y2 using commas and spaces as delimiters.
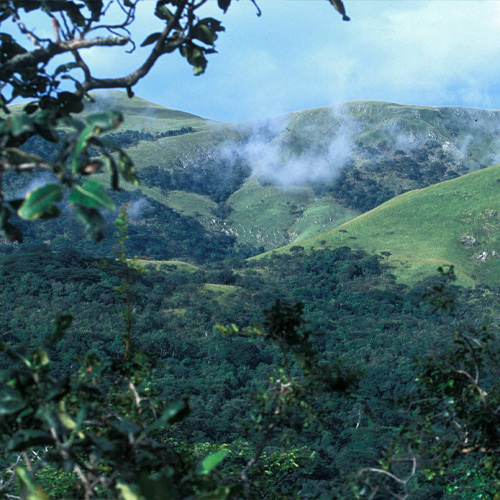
5, 92, 500, 276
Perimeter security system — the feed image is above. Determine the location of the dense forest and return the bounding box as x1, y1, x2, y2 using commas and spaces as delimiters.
2, 238, 500, 498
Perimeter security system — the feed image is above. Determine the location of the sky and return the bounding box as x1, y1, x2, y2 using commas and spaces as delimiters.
5, 0, 500, 122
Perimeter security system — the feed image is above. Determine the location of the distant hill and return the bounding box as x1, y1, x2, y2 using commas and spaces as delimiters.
5, 92, 500, 269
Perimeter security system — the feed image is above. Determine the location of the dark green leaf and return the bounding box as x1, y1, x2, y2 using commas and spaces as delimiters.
155, 4, 181, 28
8, 199, 24, 210
73, 123, 95, 174
86, 110, 123, 131
0, 205, 23, 243
54, 62, 80, 77
218, 0, 231, 13
113, 418, 141, 437
198, 487, 231, 500
197, 450, 229, 475
119, 151, 139, 185
15, 467, 49, 500
64, 2, 86, 26
74, 206, 106, 242
193, 24, 217, 45
18, 183, 63, 220
329, 0, 350, 21
0, 388, 26, 416
89, 433, 115, 452
8, 430, 54, 452
9, 114, 34, 136
84, 0, 103, 20
34, 119, 59, 143
180, 44, 208, 75
145, 398, 190, 436
23, 101, 39, 114
141, 32, 162, 47
58, 91, 84, 114
45, 314, 73, 347
69, 181, 115, 210
31, 348, 50, 370
39, 205, 61, 219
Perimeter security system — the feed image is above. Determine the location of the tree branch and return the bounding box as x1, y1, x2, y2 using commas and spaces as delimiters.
0, 36, 130, 81
81, 0, 189, 94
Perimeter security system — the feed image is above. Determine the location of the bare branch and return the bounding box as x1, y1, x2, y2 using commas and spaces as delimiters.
0, 36, 129, 82
0, 161, 57, 173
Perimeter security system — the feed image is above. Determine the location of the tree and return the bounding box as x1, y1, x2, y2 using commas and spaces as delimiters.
0, 0, 350, 244
341, 267, 500, 500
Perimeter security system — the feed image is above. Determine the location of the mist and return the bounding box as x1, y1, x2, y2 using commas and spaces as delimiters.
222, 105, 359, 188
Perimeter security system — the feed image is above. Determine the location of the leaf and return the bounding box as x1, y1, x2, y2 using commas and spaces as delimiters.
86, 110, 123, 131
193, 23, 218, 45
117, 482, 145, 500
64, 2, 86, 27
119, 151, 139, 185
58, 91, 84, 114
8, 430, 54, 452
39, 205, 61, 219
84, 0, 103, 20
18, 184, 63, 220
74, 206, 106, 242
15, 467, 49, 500
0, 388, 26, 416
9, 114, 34, 136
31, 348, 50, 370
23, 101, 39, 114
73, 124, 94, 174
69, 181, 115, 210
113, 418, 141, 437
329, 0, 350, 21
154, 5, 181, 28
140, 32, 162, 47
144, 398, 190, 436
198, 450, 229, 475
163, 398, 190, 424
217, 0, 231, 13
89, 432, 115, 452
34, 119, 59, 143
0, 205, 23, 243
180, 44, 208, 76
54, 62, 80, 77
45, 314, 73, 347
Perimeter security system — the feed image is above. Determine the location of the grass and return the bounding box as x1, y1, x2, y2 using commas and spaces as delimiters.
227, 179, 314, 249
258, 164, 500, 287
10, 91, 500, 267
133, 259, 199, 273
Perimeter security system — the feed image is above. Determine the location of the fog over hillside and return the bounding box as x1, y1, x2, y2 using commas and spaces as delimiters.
7, 94, 500, 258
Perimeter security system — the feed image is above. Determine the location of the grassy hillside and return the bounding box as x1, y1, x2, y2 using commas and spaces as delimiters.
7, 92, 500, 267
265, 164, 500, 287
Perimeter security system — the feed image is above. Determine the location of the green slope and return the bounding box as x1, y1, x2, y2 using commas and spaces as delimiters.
9, 92, 500, 264
263, 164, 500, 287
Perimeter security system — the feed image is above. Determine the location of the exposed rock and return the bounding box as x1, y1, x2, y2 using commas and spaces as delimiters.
477, 251, 488, 262
461, 235, 478, 247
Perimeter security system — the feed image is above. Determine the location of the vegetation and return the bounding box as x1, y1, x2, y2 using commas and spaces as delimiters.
2, 1, 500, 499
266, 163, 500, 287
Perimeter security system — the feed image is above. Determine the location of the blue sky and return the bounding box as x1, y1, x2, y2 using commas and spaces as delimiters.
6, 1, 500, 122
